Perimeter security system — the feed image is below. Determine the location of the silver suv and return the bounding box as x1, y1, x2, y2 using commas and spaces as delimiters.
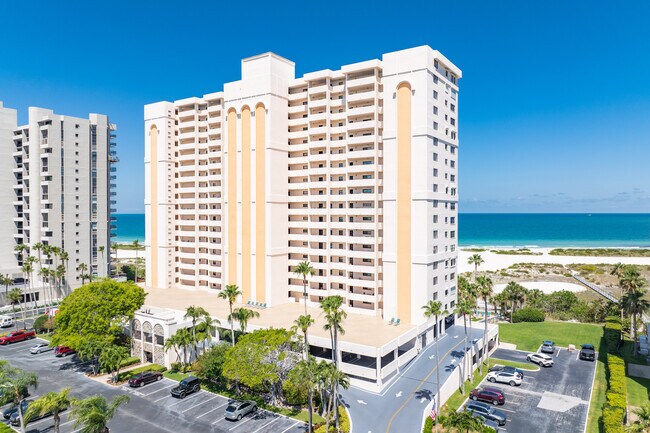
225, 400, 257, 421
527, 352, 554, 367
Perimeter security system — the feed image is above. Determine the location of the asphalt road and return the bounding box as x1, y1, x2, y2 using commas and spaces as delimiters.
341, 324, 486, 433
0, 338, 307, 433
480, 347, 597, 433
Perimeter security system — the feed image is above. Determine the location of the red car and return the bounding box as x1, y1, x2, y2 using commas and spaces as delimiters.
470, 387, 506, 405
54, 346, 75, 357
0, 330, 36, 345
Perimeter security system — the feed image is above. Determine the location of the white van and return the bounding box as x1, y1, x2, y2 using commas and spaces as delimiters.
0, 316, 15, 328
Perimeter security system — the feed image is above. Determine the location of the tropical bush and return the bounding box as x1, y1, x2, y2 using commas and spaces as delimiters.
33, 314, 49, 333
511, 307, 545, 323
422, 416, 434, 433
314, 406, 350, 433
601, 317, 627, 433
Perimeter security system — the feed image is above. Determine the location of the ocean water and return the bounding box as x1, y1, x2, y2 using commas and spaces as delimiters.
113, 213, 650, 248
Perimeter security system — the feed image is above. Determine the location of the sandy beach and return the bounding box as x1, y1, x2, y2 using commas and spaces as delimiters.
459, 247, 650, 274
493, 281, 586, 294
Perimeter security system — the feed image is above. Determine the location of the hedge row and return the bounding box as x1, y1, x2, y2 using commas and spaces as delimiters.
314, 406, 350, 433
511, 307, 545, 323
0, 423, 13, 432
116, 363, 167, 382
602, 317, 627, 433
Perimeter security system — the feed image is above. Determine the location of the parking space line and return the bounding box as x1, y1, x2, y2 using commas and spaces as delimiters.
168, 394, 202, 408
198, 401, 229, 418
181, 394, 218, 413
249, 417, 281, 433
211, 416, 228, 425
279, 421, 300, 433
154, 394, 173, 403
142, 383, 177, 396
228, 415, 255, 430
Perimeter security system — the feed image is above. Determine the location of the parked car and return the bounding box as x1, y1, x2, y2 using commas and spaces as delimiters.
54, 346, 75, 357
488, 365, 524, 378
540, 340, 555, 354
29, 343, 52, 354
2, 400, 29, 420
472, 413, 501, 432
579, 344, 596, 361
0, 330, 35, 345
470, 387, 506, 405
486, 371, 522, 386
9, 400, 66, 426
527, 352, 554, 367
0, 316, 15, 328
465, 401, 507, 426
225, 400, 258, 421
170, 376, 200, 398
128, 371, 163, 387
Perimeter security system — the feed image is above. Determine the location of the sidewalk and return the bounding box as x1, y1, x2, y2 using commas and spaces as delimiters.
86, 361, 151, 385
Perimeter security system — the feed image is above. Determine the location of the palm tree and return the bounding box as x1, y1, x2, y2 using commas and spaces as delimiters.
69, 394, 130, 433
293, 358, 318, 433
163, 333, 182, 366
476, 275, 494, 374
229, 307, 260, 335
218, 284, 242, 346
438, 409, 485, 433
77, 263, 89, 285
467, 253, 484, 281
0, 274, 13, 306
292, 314, 314, 359
621, 288, 650, 345
38, 267, 50, 307
454, 297, 474, 393
132, 240, 141, 283
294, 261, 315, 316
55, 265, 66, 299
175, 328, 194, 369
25, 256, 38, 308
98, 246, 105, 277
7, 288, 23, 326
626, 403, 650, 432
59, 250, 69, 293
321, 295, 347, 366
328, 366, 350, 432
197, 315, 220, 353
619, 267, 647, 341
25, 388, 71, 433
421, 300, 448, 431
14, 243, 28, 264
20, 262, 33, 312
33, 242, 44, 266
184, 306, 209, 361
503, 281, 526, 316
0, 365, 39, 433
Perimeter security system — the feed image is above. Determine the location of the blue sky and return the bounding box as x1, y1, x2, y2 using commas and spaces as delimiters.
1, 0, 649, 213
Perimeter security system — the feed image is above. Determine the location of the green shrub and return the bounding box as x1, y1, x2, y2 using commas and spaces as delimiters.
0, 423, 14, 432
604, 317, 621, 354
117, 363, 166, 382
511, 308, 545, 323
170, 362, 183, 373
422, 416, 434, 433
602, 405, 624, 433
33, 314, 49, 333
314, 406, 350, 433
283, 375, 309, 406
606, 391, 626, 409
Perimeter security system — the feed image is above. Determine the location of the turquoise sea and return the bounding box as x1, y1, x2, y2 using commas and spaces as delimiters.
113, 213, 650, 248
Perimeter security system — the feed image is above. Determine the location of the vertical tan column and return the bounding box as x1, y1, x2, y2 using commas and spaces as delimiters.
396, 83, 412, 324
241, 106, 251, 302
227, 109, 238, 287
149, 125, 159, 289
255, 104, 266, 303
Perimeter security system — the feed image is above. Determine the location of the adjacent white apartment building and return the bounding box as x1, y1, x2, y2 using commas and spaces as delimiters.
0, 102, 117, 294
145, 45, 460, 327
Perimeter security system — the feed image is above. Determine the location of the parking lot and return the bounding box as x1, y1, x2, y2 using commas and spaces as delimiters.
1, 338, 307, 433
465, 347, 597, 433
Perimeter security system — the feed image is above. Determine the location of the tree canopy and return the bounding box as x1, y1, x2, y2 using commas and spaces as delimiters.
52, 280, 145, 349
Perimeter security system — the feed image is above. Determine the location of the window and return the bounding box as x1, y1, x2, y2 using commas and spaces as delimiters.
433, 91, 438, 99
433, 168, 438, 177
433, 106, 438, 115
433, 75, 438, 84
433, 122, 438, 130
434, 60, 439, 69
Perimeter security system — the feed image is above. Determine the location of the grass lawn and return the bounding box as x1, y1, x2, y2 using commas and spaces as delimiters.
586, 354, 606, 433
627, 376, 650, 407
499, 321, 604, 352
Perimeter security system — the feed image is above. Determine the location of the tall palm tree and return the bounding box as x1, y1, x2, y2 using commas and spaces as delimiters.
476, 275, 494, 374
321, 295, 346, 366
328, 366, 350, 432
25, 256, 38, 308
0, 365, 39, 433
292, 314, 314, 359
184, 306, 209, 361
421, 300, 448, 431
294, 261, 315, 316
69, 394, 130, 433
33, 242, 44, 275
293, 358, 318, 433
38, 267, 50, 307
59, 250, 69, 293
25, 388, 71, 433
14, 243, 28, 265
454, 297, 474, 394
77, 263, 89, 285
98, 246, 105, 277
132, 240, 141, 283
163, 333, 182, 366
619, 267, 647, 341
229, 307, 260, 335
175, 328, 194, 369
20, 262, 33, 313
55, 265, 66, 299
197, 315, 220, 353
467, 254, 484, 281
0, 274, 13, 306
621, 289, 650, 345
218, 284, 242, 346
7, 288, 23, 326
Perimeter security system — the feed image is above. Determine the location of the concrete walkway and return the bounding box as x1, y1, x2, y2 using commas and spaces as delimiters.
341, 324, 486, 433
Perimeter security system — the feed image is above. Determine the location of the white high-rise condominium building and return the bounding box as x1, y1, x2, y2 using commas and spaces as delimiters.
0, 103, 117, 295
145, 45, 459, 328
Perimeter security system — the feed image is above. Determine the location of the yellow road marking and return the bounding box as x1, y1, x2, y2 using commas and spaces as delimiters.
385, 337, 467, 433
